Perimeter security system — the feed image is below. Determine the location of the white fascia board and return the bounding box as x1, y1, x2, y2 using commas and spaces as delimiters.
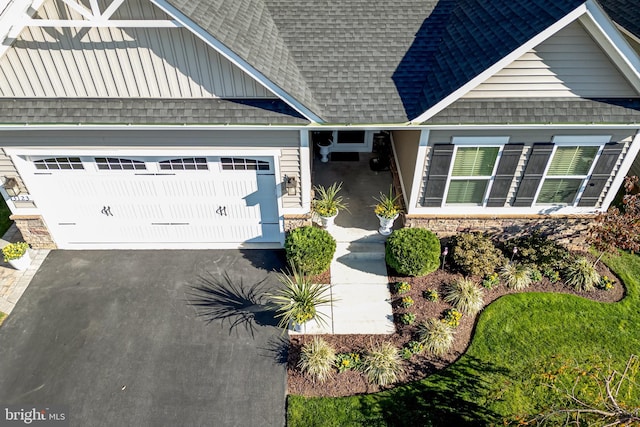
24, 19, 183, 28
410, 3, 588, 124
580, 0, 640, 94
5, 147, 283, 157
150, 0, 323, 124
422, 124, 640, 130
601, 129, 640, 209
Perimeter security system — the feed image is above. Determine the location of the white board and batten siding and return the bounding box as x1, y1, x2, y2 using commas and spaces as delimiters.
0, 0, 275, 98
464, 21, 639, 98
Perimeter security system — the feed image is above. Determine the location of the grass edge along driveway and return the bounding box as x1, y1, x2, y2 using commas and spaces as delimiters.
287, 251, 640, 426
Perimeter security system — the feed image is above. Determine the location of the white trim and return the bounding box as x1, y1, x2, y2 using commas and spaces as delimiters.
5, 147, 283, 157
406, 205, 603, 216
552, 135, 612, 144
23, 19, 182, 28
60, 0, 94, 20
150, 0, 323, 124
581, 0, 640, 94
101, 0, 125, 21
451, 136, 510, 145
299, 130, 311, 212
406, 130, 430, 213
442, 145, 504, 208
601, 130, 640, 209
410, 4, 588, 123
532, 144, 604, 207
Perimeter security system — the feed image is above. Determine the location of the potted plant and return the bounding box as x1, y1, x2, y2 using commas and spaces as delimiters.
270, 265, 332, 333
2, 241, 31, 271
373, 186, 403, 235
312, 182, 348, 229
317, 137, 333, 163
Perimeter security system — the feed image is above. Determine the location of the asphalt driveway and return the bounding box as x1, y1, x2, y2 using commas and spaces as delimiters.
0, 250, 288, 426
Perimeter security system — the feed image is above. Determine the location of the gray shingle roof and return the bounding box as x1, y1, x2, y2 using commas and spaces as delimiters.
165, 0, 594, 123
163, 0, 323, 120
423, 98, 640, 124
0, 99, 308, 125
599, 0, 640, 39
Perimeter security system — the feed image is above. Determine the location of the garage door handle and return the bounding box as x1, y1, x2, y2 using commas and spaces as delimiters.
216, 206, 228, 216
101, 206, 113, 216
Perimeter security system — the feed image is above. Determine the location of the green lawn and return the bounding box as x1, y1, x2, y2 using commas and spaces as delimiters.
0, 312, 6, 327
0, 197, 12, 237
287, 251, 640, 426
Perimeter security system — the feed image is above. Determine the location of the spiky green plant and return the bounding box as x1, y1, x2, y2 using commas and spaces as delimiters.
361, 342, 403, 386
312, 182, 349, 217
443, 278, 484, 315
298, 337, 336, 383
270, 266, 332, 329
417, 318, 455, 357
564, 256, 601, 292
500, 262, 533, 290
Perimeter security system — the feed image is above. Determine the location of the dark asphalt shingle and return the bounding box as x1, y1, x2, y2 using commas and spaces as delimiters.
423, 98, 640, 124
0, 99, 308, 125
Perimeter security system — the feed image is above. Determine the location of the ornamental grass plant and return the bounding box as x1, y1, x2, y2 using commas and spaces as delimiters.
298, 337, 336, 383
443, 278, 485, 315
361, 342, 403, 386
564, 256, 601, 292
417, 318, 455, 357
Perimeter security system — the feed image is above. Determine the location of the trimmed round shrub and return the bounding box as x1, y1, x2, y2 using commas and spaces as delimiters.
385, 228, 440, 277
361, 342, 403, 386
451, 232, 506, 277
298, 337, 336, 383
502, 232, 572, 271
564, 256, 600, 292
501, 262, 533, 290
417, 318, 455, 357
443, 278, 485, 315
285, 226, 336, 275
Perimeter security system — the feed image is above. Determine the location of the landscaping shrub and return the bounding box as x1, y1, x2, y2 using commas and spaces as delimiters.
271, 267, 332, 328
393, 282, 411, 294
501, 262, 533, 290
401, 341, 424, 360
451, 232, 506, 277
385, 228, 440, 276
423, 289, 439, 301
361, 342, 403, 386
417, 318, 455, 357
335, 352, 361, 373
443, 278, 485, 315
481, 272, 500, 289
442, 308, 462, 328
285, 226, 336, 275
298, 337, 336, 383
400, 312, 416, 325
502, 233, 572, 271
564, 256, 601, 292
400, 296, 414, 308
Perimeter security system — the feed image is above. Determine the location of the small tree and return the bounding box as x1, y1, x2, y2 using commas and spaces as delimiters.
535, 355, 640, 426
589, 176, 640, 264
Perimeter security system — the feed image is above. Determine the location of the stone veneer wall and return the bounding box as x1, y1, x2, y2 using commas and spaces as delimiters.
402, 214, 595, 251
10, 215, 57, 249
283, 214, 312, 232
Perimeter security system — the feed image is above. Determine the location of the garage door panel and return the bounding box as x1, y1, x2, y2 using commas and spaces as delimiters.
22, 155, 282, 247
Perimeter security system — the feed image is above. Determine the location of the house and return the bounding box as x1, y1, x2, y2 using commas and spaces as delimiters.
0, 0, 639, 250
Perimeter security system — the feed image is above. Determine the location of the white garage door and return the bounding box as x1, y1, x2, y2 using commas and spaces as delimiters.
22, 155, 282, 248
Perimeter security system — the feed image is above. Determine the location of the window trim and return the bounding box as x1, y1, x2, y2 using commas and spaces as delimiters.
32, 157, 85, 171
533, 141, 605, 207
443, 144, 505, 207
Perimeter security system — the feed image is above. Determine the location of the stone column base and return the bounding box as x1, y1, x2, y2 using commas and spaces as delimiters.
10, 215, 57, 249
284, 214, 312, 232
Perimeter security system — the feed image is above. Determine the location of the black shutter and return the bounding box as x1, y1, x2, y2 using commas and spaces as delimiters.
578, 142, 624, 207
513, 143, 554, 207
423, 144, 454, 207
487, 143, 524, 207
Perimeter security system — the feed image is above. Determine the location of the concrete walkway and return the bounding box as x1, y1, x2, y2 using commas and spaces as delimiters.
0, 224, 49, 315
296, 222, 396, 335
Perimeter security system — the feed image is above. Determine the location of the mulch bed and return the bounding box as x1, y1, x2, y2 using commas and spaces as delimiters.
287, 253, 624, 397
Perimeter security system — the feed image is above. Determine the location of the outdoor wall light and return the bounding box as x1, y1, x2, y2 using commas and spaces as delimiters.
2, 177, 20, 197
285, 175, 297, 196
